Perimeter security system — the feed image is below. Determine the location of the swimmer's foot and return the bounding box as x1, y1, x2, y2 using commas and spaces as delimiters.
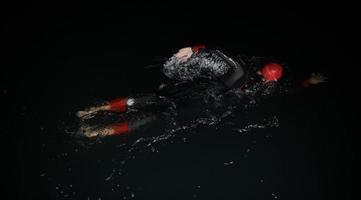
81, 123, 131, 138
81, 126, 114, 138
81, 116, 157, 138
77, 104, 111, 119
77, 96, 159, 119
77, 97, 132, 119
106, 116, 156, 137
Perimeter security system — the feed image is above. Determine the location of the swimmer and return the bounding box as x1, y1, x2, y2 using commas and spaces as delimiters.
77, 45, 327, 138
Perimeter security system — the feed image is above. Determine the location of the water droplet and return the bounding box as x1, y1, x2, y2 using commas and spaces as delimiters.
271, 193, 279, 199
105, 172, 114, 181
224, 161, 234, 165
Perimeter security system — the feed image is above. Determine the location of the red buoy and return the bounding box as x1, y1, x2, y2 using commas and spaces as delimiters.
261, 63, 283, 81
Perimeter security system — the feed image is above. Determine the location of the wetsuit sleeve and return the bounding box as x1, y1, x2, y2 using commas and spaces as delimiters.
211, 50, 245, 88
191, 45, 246, 89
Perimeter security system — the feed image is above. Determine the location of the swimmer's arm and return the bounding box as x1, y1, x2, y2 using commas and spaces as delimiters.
163, 44, 206, 79
301, 73, 328, 88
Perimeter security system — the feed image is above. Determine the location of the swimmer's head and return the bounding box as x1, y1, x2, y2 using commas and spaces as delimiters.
260, 63, 283, 82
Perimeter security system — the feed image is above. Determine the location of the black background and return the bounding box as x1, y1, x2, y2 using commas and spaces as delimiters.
2, 1, 359, 199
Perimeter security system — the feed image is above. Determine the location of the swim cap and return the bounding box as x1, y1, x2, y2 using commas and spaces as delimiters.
261, 63, 283, 81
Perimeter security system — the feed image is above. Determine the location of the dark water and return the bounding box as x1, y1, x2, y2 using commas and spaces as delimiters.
3, 2, 358, 200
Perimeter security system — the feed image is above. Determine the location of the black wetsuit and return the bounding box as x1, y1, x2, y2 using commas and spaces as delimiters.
135, 48, 248, 126
112, 49, 285, 133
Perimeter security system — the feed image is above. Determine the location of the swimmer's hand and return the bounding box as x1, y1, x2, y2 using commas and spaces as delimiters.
308, 73, 328, 85
175, 47, 193, 61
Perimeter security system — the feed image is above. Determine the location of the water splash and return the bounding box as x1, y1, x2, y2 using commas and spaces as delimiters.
234, 116, 279, 133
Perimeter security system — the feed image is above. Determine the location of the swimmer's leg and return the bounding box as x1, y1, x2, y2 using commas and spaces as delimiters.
77, 95, 158, 119
82, 115, 157, 138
